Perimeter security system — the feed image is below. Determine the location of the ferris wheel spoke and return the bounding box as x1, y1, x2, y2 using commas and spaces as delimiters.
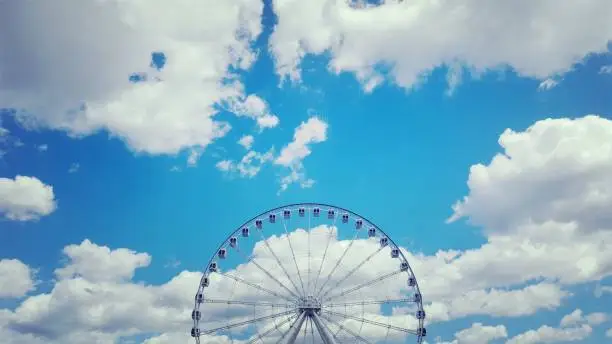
322, 298, 414, 308
320, 313, 373, 344
219, 272, 294, 302
324, 310, 419, 336
311, 214, 338, 295
280, 216, 307, 297
201, 309, 296, 335
324, 269, 403, 302
257, 228, 304, 298
311, 311, 339, 344
319, 246, 384, 300
275, 313, 303, 344
234, 247, 300, 300
202, 298, 294, 308
246, 313, 297, 344
315, 228, 361, 298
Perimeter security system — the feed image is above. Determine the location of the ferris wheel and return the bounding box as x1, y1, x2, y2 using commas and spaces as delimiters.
191, 203, 426, 344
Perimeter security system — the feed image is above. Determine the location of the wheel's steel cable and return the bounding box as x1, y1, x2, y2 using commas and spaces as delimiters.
320, 313, 373, 344
323, 298, 413, 308
218, 271, 294, 302
311, 213, 338, 295
246, 313, 297, 344
233, 247, 300, 300
256, 220, 303, 298
315, 225, 361, 298
275, 312, 304, 344
324, 269, 403, 302
319, 246, 384, 299
280, 215, 307, 297
201, 309, 295, 335
324, 310, 419, 335
202, 298, 294, 308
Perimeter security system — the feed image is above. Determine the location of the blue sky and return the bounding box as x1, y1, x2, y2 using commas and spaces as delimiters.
1, 0, 612, 343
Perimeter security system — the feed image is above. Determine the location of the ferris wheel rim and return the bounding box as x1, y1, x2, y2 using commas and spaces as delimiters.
191, 202, 426, 343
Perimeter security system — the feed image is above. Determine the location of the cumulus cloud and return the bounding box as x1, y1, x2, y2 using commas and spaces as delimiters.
270, 0, 612, 92
0, 259, 36, 298
437, 322, 508, 344
537, 78, 559, 91
0, 0, 266, 155
237, 135, 254, 150
0, 175, 57, 221
275, 116, 328, 191
216, 148, 275, 178
507, 324, 592, 344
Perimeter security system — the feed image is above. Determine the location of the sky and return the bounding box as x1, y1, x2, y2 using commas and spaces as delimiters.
1, 0, 612, 343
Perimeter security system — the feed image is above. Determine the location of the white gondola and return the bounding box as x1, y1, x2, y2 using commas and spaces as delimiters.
391, 248, 400, 258
408, 276, 417, 287
241, 227, 249, 237
298, 208, 305, 217
327, 209, 335, 219
201, 277, 209, 287
283, 210, 291, 219
209, 262, 218, 272
196, 293, 203, 303
255, 219, 263, 229
341, 213, 349, 223
380, 237, 389, 247
218, 248, 227, 259
355, 219, 363, 229
417, 327, 427, 337
269, 214, 276, 223
413, 293, 422, 303
368, 227, 376, 237
229, 237, 237, 248
313, 207, 320, 217
191, 328, 200, 337
192, 310, 201, 320
416, 310, 426, 320
400, 261, 409, 271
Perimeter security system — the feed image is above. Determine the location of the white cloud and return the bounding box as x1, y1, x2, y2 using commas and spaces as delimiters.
560, 309, 608, 327
270, 0, 612, 92
216, 148, 275, 178
0, 175, 57, 221
68, 163, 80, 173
0, 259, 36, 298
237, 135, 254, 150
275, 116, 327, 191
36, 144, 48, 152
438, 322, 507, 344
223, 94, 280, 130
594, 283, 612, 298
0, 0, 266, 156
537, 78, 559, 91
54, 239, 151, 283
507, 324, 592, 344
599, 65, 612, 74
607, 328, 612, 338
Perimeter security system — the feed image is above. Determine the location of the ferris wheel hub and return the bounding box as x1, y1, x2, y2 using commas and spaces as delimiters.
297, 295, 322, 313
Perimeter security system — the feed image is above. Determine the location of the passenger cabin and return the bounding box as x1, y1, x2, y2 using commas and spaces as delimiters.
191, 328, 200, 337
218, 248, 226, 259
355, 219, 363, 229
192, 310, 201, 320
201, 277, 209, 287
342, 213, 349, 223
327, 209, 335, 219
283, 210, 291, 219
209, 262, 218, 272
313, 207, 320, 217
255, 219, 263, 229
391, 248, 400, 258
299, 208, 305, 217
380, 237, 389, 247
400, 261, 409, 271
196, 293, 203, 303
416, 310, 426, 319
229, 237, 237, 247
417, 328, 427, 337
241, 227, 249, 237
414, 293, 422, 303
408, 277, 417, 287
269, 214, 276, 223
368, 227, 376, 237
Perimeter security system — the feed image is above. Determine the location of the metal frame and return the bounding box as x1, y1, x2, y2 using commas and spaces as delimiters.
191, 203, 426, 343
